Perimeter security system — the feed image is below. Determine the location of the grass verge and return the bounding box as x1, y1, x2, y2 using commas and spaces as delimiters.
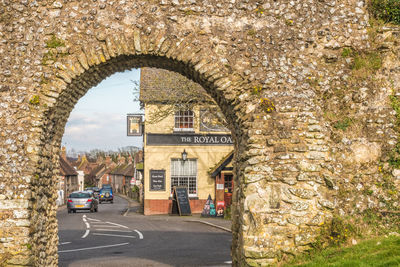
284, 235, 400, 267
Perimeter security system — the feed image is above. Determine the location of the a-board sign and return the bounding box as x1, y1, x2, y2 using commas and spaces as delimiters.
171, 186, 191, 216
150, 170, 165, 191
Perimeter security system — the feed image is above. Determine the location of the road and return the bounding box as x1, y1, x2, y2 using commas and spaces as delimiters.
57, 195, 232, 267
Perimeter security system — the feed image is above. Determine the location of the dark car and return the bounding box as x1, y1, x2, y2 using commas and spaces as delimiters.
85, 187, 101, 198
99, 188, 113, 204
67, 191, 99, 213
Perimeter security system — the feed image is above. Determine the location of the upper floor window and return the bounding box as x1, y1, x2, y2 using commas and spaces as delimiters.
174, 110, 194, 132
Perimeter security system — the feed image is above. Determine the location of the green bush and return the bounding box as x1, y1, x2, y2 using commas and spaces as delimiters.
132, 185, 139, 193
369, 0, 400, 24
333, 117, 352, 131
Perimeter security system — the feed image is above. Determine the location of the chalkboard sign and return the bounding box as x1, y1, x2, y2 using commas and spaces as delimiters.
150, 170, 165, 191
171, 186, 191, 216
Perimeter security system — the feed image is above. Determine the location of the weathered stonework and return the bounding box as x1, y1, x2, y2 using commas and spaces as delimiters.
1, 0, 399, 266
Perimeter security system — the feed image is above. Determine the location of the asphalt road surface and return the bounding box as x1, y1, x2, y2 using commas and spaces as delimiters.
57, 195, 232, 267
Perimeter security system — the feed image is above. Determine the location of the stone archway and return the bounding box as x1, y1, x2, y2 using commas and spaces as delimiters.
0, 1, 378, 266
33, 49, 248, 267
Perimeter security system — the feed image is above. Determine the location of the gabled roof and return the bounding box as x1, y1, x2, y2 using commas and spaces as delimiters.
110, 163, 135, 177
110, 164, 128, 176
89, 163, 107, 178
209, 151, 234, 178
122, 164, 135, 177
60, 156, 78, 176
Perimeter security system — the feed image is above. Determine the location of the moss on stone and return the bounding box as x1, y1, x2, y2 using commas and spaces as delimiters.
46, 35, 65, 49
29, 95, 40, 106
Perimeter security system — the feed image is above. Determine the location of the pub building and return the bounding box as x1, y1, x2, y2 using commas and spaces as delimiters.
140, 67, 234, 215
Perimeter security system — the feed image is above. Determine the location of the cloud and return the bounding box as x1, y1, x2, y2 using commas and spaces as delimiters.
62, 111, 141, 151
61, 69, 143, 151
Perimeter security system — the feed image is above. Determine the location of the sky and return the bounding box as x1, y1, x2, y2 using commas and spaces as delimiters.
61, 69, 143, 152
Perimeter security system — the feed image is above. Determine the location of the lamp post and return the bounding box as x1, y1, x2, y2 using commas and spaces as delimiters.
181, 149, 188, 162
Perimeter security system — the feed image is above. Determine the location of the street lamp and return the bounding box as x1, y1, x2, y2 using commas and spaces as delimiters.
181, 149, 188, 162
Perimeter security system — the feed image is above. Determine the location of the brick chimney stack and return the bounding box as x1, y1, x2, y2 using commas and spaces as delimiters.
105, 156, 112, 166
61, 146, 67, 159
118, 155, 126, 164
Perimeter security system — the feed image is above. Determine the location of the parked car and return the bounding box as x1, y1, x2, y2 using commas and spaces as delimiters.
67, 191, 99, 213
99, 187, 113, 204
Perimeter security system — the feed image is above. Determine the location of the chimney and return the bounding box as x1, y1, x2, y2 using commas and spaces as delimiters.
61, 146, 67, 159
96, 155, 103, 164
105, 156, 112, 165
118, 155, 126, 164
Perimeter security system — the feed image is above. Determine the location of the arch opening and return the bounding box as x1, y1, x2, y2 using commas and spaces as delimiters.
32, 54, 247, 266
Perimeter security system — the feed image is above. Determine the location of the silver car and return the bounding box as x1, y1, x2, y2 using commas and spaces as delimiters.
67, 191, 99, 213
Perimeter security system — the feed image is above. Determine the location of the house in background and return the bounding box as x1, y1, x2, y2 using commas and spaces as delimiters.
110, 156, 135, 194
140, 67, 234, 215
86, 164, 107, 188
76, 170, 84, 191
58, 152, 79, 205
134, 151, 144, 203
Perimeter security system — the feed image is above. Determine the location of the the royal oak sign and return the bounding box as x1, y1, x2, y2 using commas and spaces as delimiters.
146, 133, 233, 146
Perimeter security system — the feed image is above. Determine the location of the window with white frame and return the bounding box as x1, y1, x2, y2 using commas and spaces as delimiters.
174, 110, 194, 131
171, 159, 197, 197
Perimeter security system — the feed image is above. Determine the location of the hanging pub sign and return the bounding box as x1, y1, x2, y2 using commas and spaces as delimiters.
127, 114, 143, 136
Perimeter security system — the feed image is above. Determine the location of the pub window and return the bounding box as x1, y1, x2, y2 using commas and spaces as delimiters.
171, 159, 197, 197
174, 110, 194, 131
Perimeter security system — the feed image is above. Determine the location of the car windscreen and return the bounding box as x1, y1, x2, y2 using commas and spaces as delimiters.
100, 189, 112, 194
69, 193, 91, 198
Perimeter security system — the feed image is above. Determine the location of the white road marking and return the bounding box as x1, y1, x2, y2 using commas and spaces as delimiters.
95, 229, 132, 233
87, 218, 100, 222
58, 242, 129, 253
92, 233, 136, 238
224, 261, 232, 264
82, 230, 90, 239
81, 215, 90, 238
59, 242, 71, 245
105, 221, 129, 229
91, 225, 121, 228
134, 230, 144, 240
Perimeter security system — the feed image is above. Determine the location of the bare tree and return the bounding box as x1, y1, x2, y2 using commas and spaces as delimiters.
136, 68, 228, 129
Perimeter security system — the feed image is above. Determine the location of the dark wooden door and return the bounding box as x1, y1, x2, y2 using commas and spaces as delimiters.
224, 174, 233, 207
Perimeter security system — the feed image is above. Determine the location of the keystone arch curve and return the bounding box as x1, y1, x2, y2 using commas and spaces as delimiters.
31, 36, 248, 266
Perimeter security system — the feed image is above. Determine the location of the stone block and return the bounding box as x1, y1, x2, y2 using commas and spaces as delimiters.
269, 185, 281, 209
289, 188, 315, 199
298, 161, 321, 172
0, 200, 29, 209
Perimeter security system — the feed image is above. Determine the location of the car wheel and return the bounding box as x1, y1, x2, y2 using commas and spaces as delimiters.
73, 209, 76, 213
67, 209, 71, 214
111, 200, 113, 204
95, 207, 98, 212
90, 205, 94, 213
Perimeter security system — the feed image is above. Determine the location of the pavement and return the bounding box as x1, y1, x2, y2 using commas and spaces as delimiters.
116, 193, 232, 233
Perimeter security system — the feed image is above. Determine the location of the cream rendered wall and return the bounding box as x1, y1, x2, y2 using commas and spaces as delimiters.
144, 104, 233, 200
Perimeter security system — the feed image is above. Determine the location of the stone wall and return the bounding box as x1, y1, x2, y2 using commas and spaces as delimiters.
1, 0, 398, 266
